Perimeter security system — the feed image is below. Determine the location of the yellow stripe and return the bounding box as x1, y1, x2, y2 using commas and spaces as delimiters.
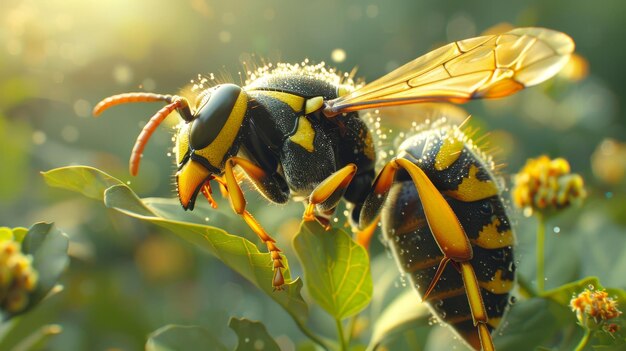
259, 91, 304, 112
289, 117, 316, 152
478, 269, 513, 294
305, 96, 324, 114
435, 136, 464, 170
195, 90, 248, 168
445, 164, 499, 201
471, 218, 514, 249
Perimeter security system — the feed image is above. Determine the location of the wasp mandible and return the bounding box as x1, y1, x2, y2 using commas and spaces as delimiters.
93, 27, 574, 351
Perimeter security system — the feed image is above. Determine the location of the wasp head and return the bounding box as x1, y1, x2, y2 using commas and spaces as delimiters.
94, 83, 248, 211
175, 84, 249, 210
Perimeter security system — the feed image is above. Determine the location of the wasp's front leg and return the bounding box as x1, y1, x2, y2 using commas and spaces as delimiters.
222, 157, 287, 290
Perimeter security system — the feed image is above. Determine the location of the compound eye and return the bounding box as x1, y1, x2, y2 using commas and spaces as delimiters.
190, 84, 243, 150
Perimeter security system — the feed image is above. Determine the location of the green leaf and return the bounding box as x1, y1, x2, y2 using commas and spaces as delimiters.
41, 166, 123, 200
42, 166, 308, 326
21, 223, 70, 307
146, 325, 227, 351
494, 297, 575, 351
293, 221, 372, 320
368, 290, 431, 351
542, 276, 626, 308
542, 276, 602, 306
228, 317, 281, 351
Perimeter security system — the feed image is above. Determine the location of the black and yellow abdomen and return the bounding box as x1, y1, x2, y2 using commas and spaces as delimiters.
382, 124, 515, 349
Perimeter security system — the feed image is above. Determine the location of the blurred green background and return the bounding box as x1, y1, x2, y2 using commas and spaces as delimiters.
1, 0, 626, 350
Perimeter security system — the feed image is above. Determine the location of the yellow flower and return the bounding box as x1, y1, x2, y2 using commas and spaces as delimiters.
0, 241, 38, 314
512, 155, 586, 215
570, 285, 622, 330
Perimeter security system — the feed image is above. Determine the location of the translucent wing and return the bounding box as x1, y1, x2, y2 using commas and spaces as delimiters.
324, 28, 574, 116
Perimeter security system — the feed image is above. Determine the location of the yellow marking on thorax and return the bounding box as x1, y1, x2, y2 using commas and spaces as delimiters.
259, 91, 304, 112
289, 117, 316, 152
435, 137, 465, 170
478, 269, 513, 294
471, 218, 514, 249
445, 164, 499, 201
195, 91, 248, 168
305, 96, 324, 114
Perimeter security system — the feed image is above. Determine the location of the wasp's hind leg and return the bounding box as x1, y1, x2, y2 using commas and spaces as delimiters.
222, 157, 288, 290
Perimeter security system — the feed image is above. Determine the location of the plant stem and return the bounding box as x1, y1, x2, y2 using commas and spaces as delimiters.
335, 318, 347, 351
517, 274, 538, 298
293, 318, 331, 351
574, 329, 591, 351
536, 212, 546, 293
346, 315, 357, 346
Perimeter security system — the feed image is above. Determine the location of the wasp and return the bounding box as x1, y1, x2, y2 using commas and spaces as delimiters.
93, 28, 574, 351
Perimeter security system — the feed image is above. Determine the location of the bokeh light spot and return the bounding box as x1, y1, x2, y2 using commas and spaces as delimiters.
73, 99, 91, 117
32, 130, 46, 145
61, 125, 79, 143
113, 64, 133, 85
331, 49, 346, 63
141, 78, 156, 92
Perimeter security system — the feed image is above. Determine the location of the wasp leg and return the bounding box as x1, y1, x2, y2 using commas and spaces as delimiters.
200, 180, 218, 209
360, 158, 494, 351
421, 257, 451, 302
460, 261, 494, 351
303, 164, 357, 224
354, 215, 379, 249
357, 161, 398, 229
224, 157, 286, 290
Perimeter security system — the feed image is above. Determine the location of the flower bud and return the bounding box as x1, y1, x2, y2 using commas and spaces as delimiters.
513, 155, 586, 215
